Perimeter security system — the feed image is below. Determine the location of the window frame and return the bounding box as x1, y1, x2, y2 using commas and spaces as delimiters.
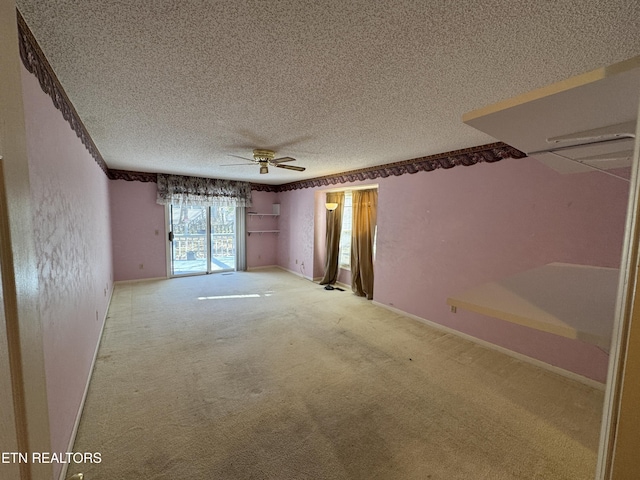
338, 191, 353, 269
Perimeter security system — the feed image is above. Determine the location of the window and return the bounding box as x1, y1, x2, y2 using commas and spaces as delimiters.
337, 189, 378, 270
339, 191, 352, 268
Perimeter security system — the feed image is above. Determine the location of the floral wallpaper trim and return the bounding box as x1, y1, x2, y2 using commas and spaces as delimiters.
17, 11, 109, 176
109, 143, 525, 192
108, 169, 158, 182
249, 183, 281, 192
277, 143, 526, 191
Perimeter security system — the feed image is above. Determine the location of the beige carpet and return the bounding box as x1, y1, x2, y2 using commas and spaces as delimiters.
68, 268, 604, 479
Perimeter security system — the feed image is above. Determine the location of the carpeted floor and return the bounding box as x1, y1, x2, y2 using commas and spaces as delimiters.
68, 268, 604, 479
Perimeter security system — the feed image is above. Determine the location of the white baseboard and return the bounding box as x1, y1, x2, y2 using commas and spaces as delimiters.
247, 265, 278, 271
114, 276, 166, 284
58, 286, 113, 480
275, 265, 314, 281
372, 301, 605, 391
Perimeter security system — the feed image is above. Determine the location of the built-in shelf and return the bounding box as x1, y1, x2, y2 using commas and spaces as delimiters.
247, 230, 279, 236
446, 263, 618, 351
247, 209, 279, 235
247, 213, 280, 219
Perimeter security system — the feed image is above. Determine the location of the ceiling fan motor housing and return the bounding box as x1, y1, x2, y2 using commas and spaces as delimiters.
248, 148, 304, 173
253, 149, 275, 162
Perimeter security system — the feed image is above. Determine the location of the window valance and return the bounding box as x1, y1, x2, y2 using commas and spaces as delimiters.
156, 174, 252, 207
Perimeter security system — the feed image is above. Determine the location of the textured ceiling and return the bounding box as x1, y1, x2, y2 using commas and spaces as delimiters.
16, 0, 640, 185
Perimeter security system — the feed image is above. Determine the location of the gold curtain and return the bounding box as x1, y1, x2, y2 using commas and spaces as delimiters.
351, 189, 377, 299
320, 191, 345, 285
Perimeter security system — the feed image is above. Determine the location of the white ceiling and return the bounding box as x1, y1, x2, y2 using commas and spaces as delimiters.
16, 0, 640, 185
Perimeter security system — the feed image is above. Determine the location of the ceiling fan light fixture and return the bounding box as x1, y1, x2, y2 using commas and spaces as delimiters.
259, 165, 269, 174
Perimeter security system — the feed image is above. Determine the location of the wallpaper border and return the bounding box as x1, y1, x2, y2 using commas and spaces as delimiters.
107, 143, 525, 192
276, 143, 525, 191
17, 11, 109, 176
107, 169, 158, 183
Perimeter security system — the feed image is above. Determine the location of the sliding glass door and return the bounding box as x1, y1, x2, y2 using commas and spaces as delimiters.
169, 204, 208, 276
210, 205, 236, 271
169, 204, 237, 276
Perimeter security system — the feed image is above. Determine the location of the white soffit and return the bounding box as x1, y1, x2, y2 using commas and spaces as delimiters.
463, 56, 640, 175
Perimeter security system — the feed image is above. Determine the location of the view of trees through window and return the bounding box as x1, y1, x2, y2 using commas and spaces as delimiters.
170, 204, 236, 275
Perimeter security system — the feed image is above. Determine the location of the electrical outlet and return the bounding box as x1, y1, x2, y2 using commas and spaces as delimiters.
295, 259, 298, 264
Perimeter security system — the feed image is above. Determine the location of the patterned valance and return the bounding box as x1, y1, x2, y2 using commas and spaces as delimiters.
156, 174, 252, 207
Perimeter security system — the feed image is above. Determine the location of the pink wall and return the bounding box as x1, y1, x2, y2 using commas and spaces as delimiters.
279, 180, 376, 280
110, 179, 167, 281
313, 190, 327, 280
375, 158, 626, 382
247, 190, 279, 268
21, 66, 113, 478
277, 187, 317, 279
110, 185, 280, 277
278, 158, 629, 382
105, 150, 627, 383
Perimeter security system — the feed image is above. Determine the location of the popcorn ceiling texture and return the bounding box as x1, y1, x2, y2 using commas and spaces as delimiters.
16, 0, 640, 184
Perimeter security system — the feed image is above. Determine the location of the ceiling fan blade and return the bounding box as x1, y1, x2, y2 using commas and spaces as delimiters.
219, 163, 255, 166
271, 156, 296, 164
275, 164, 306, 172
228, 154, 254, 162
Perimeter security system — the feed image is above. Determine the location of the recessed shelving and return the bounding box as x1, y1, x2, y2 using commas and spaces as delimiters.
247, 213, 280, 219
247, 210, 279, 235
247, 230, 279, 236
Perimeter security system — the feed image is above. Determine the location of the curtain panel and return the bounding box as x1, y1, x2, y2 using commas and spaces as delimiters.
236, 207, 248, 271
351, 189, 378, 300
320, 191, 345, 285
156, 174, 252, 207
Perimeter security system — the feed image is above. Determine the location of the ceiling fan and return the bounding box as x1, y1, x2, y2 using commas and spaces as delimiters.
223, 149, 306, 174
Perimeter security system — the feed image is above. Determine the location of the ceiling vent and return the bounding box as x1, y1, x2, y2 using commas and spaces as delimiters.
528, 121, 636, 176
